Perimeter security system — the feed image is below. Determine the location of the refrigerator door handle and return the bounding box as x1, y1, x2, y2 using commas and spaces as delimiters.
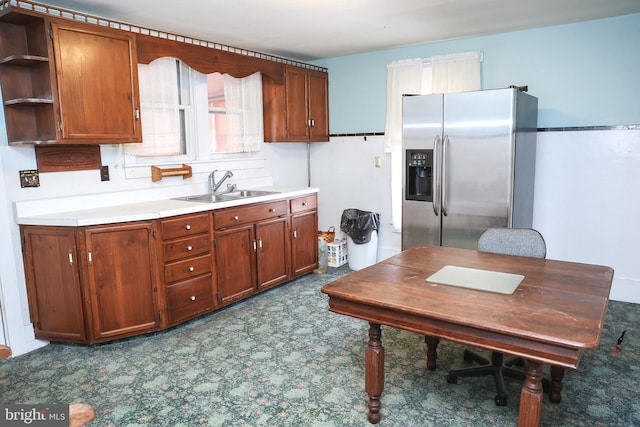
441, 135, 449, 216
432, 134, 440, 216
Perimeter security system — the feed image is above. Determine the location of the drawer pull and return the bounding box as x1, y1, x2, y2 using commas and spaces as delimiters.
234, 215, 239, 221
185, 224, 191, 230
189, 266, 195, 272
186, 245, 193, 251
269, 208, 276, 213
190, 295, 196, 301
302, 202, 308, 206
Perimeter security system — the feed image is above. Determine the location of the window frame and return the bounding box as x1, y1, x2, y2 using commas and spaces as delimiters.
123, 58, 265, 178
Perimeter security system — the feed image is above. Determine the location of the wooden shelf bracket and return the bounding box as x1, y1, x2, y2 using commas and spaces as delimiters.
151, 164, 193, 182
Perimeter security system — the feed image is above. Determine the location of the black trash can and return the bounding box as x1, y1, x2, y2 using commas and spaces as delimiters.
340, 209, 380, 270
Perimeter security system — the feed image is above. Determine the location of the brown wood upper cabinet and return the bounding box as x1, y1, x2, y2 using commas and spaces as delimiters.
50, 20, 142, 144
263, 66, 329, 142
0, 11, 141, 145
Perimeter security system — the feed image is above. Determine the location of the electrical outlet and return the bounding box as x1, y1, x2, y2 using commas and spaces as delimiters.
100, 165, 110, 181
20, 170, 40, 188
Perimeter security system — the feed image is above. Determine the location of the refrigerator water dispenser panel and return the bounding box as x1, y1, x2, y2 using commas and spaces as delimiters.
405, 149, 433, 202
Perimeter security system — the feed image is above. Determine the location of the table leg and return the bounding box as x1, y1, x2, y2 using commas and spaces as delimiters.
518, 360, 544, 427
548, 365, 565, 403
424, 336, 440, 371
365, 322, 384, 424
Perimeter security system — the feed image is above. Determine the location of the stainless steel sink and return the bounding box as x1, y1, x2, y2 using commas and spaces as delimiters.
225, 189, 279, 198
174, 193, 239, 203
173, 189, 279, 203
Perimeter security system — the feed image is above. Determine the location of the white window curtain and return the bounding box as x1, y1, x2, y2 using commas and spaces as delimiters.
221, 72, 263, 153
431, 51, 482, 94
133, 58, 191, 158
383, 58, 423, 154
383, 58, 423, 232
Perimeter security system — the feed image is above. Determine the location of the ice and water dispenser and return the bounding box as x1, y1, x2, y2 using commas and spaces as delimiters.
405, 149, 433, 202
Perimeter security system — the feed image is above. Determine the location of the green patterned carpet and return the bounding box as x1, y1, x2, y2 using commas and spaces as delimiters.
1, 265, 639, 426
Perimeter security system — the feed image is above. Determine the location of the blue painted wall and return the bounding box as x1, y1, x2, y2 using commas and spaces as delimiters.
312, 13, 640, 133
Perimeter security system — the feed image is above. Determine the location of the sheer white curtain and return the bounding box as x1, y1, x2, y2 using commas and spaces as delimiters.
222, 72, 263, 153
383, 58, 423, 232
133, 58, 190, 158
432, 51, 482, 94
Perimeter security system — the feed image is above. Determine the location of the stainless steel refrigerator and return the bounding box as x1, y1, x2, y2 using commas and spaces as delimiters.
401, 87, 538, 250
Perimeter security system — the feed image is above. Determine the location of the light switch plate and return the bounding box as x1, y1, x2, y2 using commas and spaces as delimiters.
20, 170, 40, 188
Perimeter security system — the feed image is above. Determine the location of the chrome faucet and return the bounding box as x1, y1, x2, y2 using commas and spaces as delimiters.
209, 170, 234, 193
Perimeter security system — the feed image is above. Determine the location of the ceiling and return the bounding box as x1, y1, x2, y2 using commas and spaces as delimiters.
36, 0, 640, 62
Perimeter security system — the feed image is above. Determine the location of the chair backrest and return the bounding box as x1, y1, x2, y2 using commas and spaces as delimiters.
477, 228, 546, 259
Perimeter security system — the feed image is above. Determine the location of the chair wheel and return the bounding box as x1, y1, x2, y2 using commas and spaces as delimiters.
494, 394, 507, 406
447, 373, 458, 384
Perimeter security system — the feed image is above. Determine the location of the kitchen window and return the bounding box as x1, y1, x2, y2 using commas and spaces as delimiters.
124, 57, 263, 167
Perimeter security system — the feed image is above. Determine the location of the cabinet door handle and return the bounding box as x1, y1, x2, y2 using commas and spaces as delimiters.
185, 224, 191, 230
258, 239, 263, 250
186, 245, 193, 251
311, 119, 315, 127
190, 295, 196, 301
189, 266, 195, 272
68, 250, 73, 266
253, 240, 257, 252
88, 250, 92, 265
234, 216, 239, 221
293, 229, 297, 239
136, 109, 140, 120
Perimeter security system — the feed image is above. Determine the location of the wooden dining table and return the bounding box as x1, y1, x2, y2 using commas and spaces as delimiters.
321, 245, 614, 426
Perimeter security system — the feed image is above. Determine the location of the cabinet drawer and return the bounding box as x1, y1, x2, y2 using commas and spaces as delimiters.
161, 213, 210, 240
166, 274, 214, 324
165, 254, 212, 284
290, 194, 317, 213
163, 235, 210, 262
214, 200, 288, 229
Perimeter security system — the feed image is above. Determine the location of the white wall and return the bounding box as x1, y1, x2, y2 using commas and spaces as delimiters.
310, 135, 399, 261
533, 129, 640, 303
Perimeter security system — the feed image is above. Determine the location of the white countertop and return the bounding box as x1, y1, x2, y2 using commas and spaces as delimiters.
15, 186, 318, 227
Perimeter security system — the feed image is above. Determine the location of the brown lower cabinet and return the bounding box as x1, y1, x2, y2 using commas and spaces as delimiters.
290, 194, 319, 276
158, 212, 215, 326
21, 221, 161, 344
20, 193, 318, 344
213, 200, 291, 306
21, 226, 87, 343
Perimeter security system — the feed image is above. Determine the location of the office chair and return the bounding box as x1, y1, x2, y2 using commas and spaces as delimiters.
446, 227, 546, 406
